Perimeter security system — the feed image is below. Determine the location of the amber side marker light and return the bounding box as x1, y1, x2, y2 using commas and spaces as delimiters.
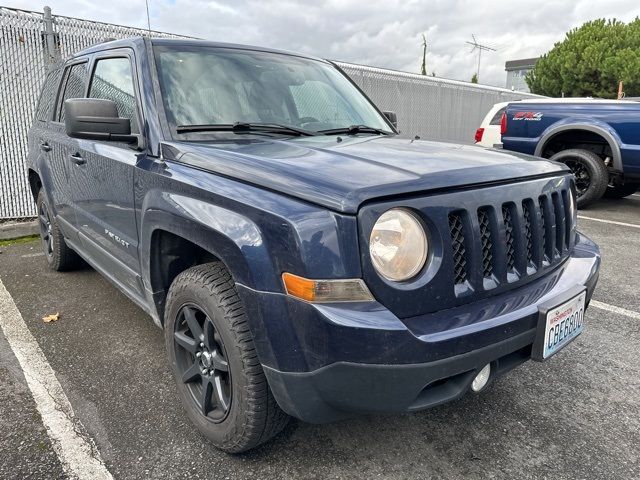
282, 273, 374, 303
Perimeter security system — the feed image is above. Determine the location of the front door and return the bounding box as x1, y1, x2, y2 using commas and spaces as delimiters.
68, 51, 144, 297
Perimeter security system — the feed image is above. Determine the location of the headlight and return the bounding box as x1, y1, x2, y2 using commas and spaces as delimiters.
369, 209, 428, 282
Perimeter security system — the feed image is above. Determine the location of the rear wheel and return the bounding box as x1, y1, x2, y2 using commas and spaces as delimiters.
604, 182, 639, 199
549, 149, 608, 208
37, 190, 81, 271
164, 262, 289, 453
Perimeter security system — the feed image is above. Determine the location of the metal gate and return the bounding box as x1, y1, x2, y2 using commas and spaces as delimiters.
0, 6, 540, 220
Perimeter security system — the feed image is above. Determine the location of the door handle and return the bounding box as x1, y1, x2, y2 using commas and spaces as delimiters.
40, 142, 52, 152
69, 153, 86, 165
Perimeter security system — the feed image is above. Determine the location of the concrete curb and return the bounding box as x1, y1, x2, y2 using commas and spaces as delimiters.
0, 221, 39, 241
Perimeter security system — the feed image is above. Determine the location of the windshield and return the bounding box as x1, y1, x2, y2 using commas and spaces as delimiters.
153, 44, 393, 138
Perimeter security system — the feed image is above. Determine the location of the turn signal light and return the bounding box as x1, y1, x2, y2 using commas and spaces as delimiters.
282, 273, 374, 303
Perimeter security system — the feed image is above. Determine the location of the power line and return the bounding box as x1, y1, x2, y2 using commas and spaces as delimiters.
466, 34, 495, 82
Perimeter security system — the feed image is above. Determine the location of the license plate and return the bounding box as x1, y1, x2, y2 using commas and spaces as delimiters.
533, 289, 586, 361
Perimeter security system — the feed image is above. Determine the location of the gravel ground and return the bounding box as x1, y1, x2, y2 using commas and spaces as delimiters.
0, 195, 638, 480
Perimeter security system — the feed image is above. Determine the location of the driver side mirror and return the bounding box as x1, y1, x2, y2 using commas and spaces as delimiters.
64, 98, 138, 144
383, 111, 398, 129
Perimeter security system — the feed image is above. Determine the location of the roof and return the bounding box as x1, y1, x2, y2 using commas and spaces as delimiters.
72, 37, 325, 63
505, 57, 539, 70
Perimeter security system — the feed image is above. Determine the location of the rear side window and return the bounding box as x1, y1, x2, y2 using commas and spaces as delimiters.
489, 106, 507, 125
56, 62, 88, 122
89, 57, 139, 133
35, 68, 62, 122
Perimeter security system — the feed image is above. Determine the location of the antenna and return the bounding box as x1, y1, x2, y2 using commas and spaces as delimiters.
465, 34, 495, 82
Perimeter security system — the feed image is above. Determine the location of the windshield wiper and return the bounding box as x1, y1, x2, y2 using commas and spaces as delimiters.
176, 122, 314, 136
318, 125, 392, 136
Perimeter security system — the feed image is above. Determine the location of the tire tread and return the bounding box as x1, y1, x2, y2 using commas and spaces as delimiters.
165, 262, 289, 453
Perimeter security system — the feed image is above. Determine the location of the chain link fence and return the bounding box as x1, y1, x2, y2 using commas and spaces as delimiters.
0, 6, 540, 220
0, 6, 189, 219
337, 62, 541, 143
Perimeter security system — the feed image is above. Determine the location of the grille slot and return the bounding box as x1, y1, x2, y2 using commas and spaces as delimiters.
561, 189, 573, 249
538, 197, 549, 261
477, 208, 494, 278
552, 192, 564, 255
502, 204, 516, 272
522, 200, 534, 265
448, 213, 468, 284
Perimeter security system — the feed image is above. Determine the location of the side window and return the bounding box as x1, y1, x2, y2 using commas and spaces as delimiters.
89, 57, 139, 133
56, 62, 88, 122
35, 68, 62, 122
489, 107, 507, 125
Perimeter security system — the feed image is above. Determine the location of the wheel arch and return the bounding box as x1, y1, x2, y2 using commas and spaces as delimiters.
534, 122, 623, 172
28, 168, 42, 201
140, 194, 279, 326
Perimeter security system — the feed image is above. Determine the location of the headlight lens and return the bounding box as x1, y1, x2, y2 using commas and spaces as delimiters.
369, 209, 428, 282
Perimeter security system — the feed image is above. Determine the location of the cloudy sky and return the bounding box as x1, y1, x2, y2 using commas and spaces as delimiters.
5, 0, 640, 86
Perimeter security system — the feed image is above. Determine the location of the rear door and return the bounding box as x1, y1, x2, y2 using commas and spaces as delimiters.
68, 50, 144, 297
46, 60, 89, 238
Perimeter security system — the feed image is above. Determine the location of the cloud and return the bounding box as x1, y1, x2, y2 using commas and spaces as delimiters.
4, 0, 640, 86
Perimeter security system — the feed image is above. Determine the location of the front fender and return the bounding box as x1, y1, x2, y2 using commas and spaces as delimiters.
139, 191, 278, 294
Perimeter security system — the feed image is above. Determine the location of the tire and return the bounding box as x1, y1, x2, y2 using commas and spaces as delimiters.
36, 189, 81, 271
549, 149, 608, 208
164, 262, 289, 453
604, 182, 639, 199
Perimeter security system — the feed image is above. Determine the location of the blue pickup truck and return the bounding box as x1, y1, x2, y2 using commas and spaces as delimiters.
27, 38, 600, 452
501, 100, 640, 207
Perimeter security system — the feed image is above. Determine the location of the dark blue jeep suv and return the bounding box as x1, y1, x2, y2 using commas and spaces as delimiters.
27, 38, 601, 452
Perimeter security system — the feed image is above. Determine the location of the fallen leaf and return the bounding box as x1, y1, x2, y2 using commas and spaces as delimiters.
42, 313, 60, 323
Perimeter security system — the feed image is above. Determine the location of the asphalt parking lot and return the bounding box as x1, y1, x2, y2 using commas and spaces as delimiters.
0, 196, 638, 480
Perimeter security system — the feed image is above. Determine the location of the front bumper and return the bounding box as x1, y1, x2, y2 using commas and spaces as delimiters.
241, 233, 600, 423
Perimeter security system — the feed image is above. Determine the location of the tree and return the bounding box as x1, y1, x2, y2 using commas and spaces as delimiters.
471, 73, 478, 83
527, 18, 640, 98
420, 34, 427, 75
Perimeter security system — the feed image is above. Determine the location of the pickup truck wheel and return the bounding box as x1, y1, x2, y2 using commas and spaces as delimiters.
164, 262, 289, 453
604, 182, 639, 199
36, 190, 81, 271
549, 149, 608, 208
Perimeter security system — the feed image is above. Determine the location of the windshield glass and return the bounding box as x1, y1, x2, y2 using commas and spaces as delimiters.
153, 44, 393, 137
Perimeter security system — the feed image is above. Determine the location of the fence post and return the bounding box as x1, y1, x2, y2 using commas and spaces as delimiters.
42, 6, 60, 64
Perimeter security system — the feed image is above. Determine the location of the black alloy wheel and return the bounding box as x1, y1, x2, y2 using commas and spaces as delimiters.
164, 263, 289, 453
564, 158, 591, 198
173, 304, 232, 422
549, 149, 609, 208
38, 200, 54, 261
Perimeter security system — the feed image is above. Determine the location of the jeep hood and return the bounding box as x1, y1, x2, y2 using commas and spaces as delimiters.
163, 135, 568, 214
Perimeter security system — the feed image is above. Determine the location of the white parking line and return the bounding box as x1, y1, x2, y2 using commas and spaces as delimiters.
0, 278, 113, 480
578, 215, 640, 229
590, 300, 640, 321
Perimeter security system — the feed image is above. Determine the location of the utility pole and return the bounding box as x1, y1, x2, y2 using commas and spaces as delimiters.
145, 0, 151, 32
420, 34, 427, 75
466, 34, 495, 83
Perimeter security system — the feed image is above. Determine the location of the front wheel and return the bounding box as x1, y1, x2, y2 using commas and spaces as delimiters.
549, 149, 609, 209
164, 262, 289, 453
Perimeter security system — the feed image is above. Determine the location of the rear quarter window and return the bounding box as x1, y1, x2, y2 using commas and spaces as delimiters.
34, 68, 62, 122
489, 107, 507, 125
